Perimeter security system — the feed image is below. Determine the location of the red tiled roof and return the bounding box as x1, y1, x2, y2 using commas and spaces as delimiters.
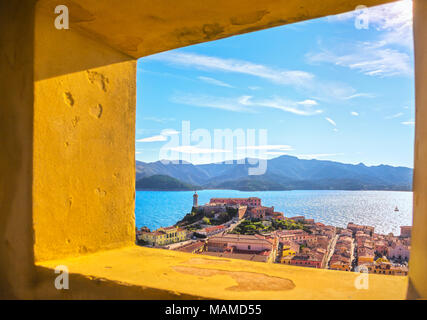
162, 226, 177, 230
204, 225, 226, 233
176, 241, 205, 253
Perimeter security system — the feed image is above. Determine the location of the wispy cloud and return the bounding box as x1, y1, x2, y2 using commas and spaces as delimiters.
307, 45, 412, 77
342, 93, 376, 100
295, 153, 344, 160
161, 129, 180, 135
325, 117, 337, 126
237, 145, 293, 151
172, 93, 323, 116
136, 135, 167, 143
136, 129, 179, 143
167, 146, 231, 154
263, 152, 344, 160
298, 99, 318, 106
401, 119, 415, 125
171, 94, 252, 112
386, 112, 404, 119
143, 116, 175, 123
310, 0, 413, 78
254, 97, 323, 116
151, 52, 314, 87
328, 0, 413, 49
351, 111, 359, 116
152, 51, 366, 101
264, 151, 290, 156
197, 76, 234, 88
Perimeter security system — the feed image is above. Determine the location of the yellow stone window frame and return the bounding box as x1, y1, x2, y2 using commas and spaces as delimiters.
0, 0, 425, 299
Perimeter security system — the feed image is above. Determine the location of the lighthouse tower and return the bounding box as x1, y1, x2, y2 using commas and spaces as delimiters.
193, 191, 198, 207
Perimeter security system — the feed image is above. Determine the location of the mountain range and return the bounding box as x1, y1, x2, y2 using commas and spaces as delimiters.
135, 155, 413, 191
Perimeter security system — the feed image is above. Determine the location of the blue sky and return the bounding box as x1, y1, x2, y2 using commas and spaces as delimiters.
135, 0, 415, 168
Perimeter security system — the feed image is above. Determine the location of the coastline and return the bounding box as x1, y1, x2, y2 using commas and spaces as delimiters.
135, 190, 413, 235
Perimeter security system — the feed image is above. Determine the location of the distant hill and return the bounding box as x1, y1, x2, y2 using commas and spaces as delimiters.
136, 160, 212, 185
135, 155, 413, 191
135, 174, 199, 191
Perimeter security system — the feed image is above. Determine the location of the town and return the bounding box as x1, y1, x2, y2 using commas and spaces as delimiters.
136, 193, 411, 276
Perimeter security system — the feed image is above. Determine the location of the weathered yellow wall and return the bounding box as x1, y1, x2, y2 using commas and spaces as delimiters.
38, 0, 396, 58
33, 5, 136, 262
36, 246, 408, 300
0, 0, 36, 299
409, 0, 427, 300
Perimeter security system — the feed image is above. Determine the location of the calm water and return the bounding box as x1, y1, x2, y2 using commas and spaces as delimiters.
135, 190, 413, 235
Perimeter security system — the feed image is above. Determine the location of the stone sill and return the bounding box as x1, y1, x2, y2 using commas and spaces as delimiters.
36, 245, 408, 299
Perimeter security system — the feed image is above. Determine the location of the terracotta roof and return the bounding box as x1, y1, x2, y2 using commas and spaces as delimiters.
209, 233, 274, 245
176, 241, 205, 253
204, 225, 226, 233
162, 226, 177, 230
201, 251, 269, 262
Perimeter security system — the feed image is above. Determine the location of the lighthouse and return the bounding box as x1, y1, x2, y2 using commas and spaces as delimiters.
193, 191, 198, 207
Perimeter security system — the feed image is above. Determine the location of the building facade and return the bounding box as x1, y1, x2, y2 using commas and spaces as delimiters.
209, 197, 261, 207
140, 226, 187, 246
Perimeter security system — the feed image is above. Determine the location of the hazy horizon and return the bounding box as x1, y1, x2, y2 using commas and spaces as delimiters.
135, 153, 414, 169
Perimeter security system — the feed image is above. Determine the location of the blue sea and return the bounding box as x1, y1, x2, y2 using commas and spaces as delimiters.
135, 190, 413, 235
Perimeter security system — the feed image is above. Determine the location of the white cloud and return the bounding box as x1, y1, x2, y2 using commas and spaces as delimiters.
136, 129, 179, 142
328, 0, 413, 49
265, 151, 290, 156
311, 0, 413, 78
143, 116, 175, 123
172, 94, 323, 116
266, 152, 344, 160
171, 94, 253, 112
238, 95, 252, 106
310, 81, 365, 102
386, 112, 404, 119
401, 119, 415, 125
167, 146, 231, 154
197, 76, 233, 88
298, 99, 318, 106
351, 111, 359, 116
343, 93, 376, 100
238, 145, 293, 151
136, 135, 168, 143
153, 51, 364, 102
254, 97, 323, 116
295, 153, 344, 159
151, 52, 314, 87
325, 117, 337, 126
161, 129, 180, 135
307, 45, 412, 77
